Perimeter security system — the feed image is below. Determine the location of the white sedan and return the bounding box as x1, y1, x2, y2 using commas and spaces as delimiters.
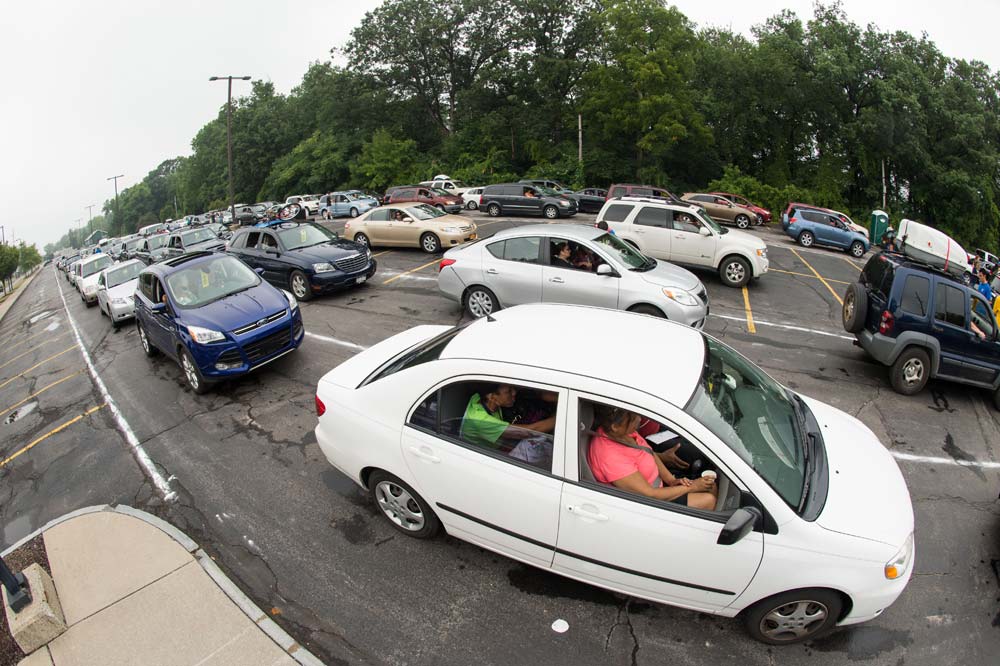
313, 304, 914, 644
96, 259, 144, 329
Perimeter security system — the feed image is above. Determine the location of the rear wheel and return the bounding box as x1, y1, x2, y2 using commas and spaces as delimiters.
349, 207, 359, 218
353, 233, 370, 248
735, 214, 751, 229
849, 240, 865, 257
487, 203, 501, 217
543, 205, 559, 219
466, 200, 478, 210
368, 471, 440, 539
890, 347, 930, 395
798, 231, 815, 247
435, 204, 445, 212
629, 304, 665, 318
289, 269, 312, 301
138, 321, 158, 357
420, 233, 441, 253
719, 256, 751, 288
464, 285, 499, 318
743, 589, 842, 645
842, 283, 867, 333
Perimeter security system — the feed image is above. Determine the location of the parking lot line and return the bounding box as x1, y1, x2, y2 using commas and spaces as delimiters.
768, 268, 851, 285
741, 287, 756, 334
372, 250, 392, 257
304, 331, 368, 351
0, 403, 106, 468
5, 328, 57, 352
0, 346, 78, 390
891, 451, 1000, 470
382, 258, 440, 285
841, 256, 864, 271
0, 371, 84, 418
0, 334, 68, 371
711, 313, 854, 340
790, 249, 844, 305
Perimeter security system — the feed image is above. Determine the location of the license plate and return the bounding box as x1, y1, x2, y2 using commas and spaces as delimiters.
356, 276, 366, 284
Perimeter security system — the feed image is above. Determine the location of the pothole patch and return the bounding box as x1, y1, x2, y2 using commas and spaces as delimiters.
4, 401, 38, 424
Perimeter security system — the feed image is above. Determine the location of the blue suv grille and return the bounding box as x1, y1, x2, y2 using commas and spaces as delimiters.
244, 326, 292, 362
232, 311, 285, 336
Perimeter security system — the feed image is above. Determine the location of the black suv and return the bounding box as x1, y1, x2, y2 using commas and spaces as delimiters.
843, 252, 1000, 407
479, 183, 577, 219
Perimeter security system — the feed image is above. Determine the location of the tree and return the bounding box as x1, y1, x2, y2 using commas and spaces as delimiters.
350, 129, 426, 192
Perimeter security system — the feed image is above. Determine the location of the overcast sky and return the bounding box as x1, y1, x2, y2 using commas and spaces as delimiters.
2, 1, 997, 251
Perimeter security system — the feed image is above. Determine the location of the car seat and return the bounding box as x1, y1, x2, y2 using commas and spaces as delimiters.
439, 387, 473, 439
577, 401, 597, 483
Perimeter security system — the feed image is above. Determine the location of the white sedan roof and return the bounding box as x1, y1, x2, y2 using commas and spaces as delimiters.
440, 304, 706, 407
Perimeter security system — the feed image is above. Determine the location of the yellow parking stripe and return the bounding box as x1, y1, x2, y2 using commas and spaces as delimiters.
372, 250, 393, 257
0, 371, 84, 418
0, 335, 68, 371
741, 287, 756, 334
791, 249, 843, 305
0, 403, 106, 468
0, 346, 78, 390
769, 268, 851, 285
841, 256, 864, 271
382, 258, 441, 285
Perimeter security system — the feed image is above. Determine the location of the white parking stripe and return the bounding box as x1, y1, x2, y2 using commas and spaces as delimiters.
711, 313, 854, 340
54, 268, 177, 502
304, 331, 368, 351
891, 451, 1000, 470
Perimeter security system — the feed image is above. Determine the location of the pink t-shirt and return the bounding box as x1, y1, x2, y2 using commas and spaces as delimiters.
587, 428, 658, 486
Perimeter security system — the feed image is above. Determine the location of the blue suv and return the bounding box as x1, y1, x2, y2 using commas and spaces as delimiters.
843, 252, 1000, 407
782, 206, 869, 257
134, 252, 304, 394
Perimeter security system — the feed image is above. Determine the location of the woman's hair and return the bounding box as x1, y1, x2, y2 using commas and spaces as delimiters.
594, 403, 634, 432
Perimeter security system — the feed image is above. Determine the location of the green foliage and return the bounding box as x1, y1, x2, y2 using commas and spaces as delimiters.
18, 244, 42, 272
350, 129, 427, 193
0, 245, 19, 286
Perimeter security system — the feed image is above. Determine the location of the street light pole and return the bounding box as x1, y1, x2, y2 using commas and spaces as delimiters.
209, 76, 251, 226
107, 175, 124, 232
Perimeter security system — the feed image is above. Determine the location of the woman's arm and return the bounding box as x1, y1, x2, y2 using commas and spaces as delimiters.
612, 471, 691, 501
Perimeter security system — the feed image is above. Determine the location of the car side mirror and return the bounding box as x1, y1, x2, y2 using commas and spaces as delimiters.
254, 267, 265, 275
150, 302, 166, 314
596, 263, 617, 277
403, 217, 414, 223
699, 227, 712, 237
717, 506, 761, 545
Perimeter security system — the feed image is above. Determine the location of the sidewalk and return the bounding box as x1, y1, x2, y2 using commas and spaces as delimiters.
0, 268, 42, 324
3, 506, 323, 666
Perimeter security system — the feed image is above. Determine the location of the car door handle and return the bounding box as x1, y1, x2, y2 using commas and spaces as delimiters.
485, 268, 499, 275
408, 446, 441, 463
549, 277, 565, 284
566, 504, 609, 521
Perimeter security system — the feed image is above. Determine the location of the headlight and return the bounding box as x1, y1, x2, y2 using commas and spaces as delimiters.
187, 325, 226, 344
756, 248, 767, 258
559, 200, 569, 206
282, 289, 298, 310
312, 262, 335, 273
662, 288, 700, 307
365, 247, 372, 259
440, 226, 459, 233
884, 533, 914, 580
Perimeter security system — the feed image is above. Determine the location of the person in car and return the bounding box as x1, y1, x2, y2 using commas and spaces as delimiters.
571, 246, 595, 271
460, 384, 556, 449
587, 404, 716, 509
552, 242, 574, 269
524, 188, 536, 198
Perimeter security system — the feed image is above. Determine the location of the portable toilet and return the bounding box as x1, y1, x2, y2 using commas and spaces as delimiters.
871, 210, 889, 243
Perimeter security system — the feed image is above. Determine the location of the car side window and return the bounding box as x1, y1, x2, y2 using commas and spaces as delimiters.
229, 233, 245, 250
971, 298, 996, 339
502, 236, 541, 263
608, 187, 624, 198
140, 274, 153, 300
601, 204, 633, 223
672, 211, 701, 234
634, 206, 670, 228
368, 209, 390, 221
486, 240, 505, 259
260, 233, 278, 250
245, 231, 261, 249
633, 188, 653, 197
409, 380, 558, 473
934, 283, 966, 328
899, 275, 930, 317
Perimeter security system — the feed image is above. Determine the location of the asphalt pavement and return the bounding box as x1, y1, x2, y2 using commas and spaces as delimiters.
1, 213, 998, 665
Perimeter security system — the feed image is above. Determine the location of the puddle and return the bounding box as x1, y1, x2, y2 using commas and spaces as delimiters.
4, 401, 38, 424
28, 310, 54, 324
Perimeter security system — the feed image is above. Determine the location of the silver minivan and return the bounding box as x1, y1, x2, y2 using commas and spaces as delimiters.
437, 224, 709, 326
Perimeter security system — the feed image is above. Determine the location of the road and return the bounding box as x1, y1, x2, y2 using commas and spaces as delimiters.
1, 214, 998, 665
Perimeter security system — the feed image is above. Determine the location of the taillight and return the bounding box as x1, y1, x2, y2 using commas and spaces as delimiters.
789, 217, 797, 225
478, 195, 483, 205
315, 395, 326, 417
439, 258, 456, 272
879, 310, 894, 335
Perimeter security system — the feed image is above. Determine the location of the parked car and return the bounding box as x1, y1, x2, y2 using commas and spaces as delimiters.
438, 223, 708, 325
974, 248, 998, 273
519, 180, 605, 213
479, 184, 578, 219
135, 234, 172, 265
341, 190, 382, 207
346, 203, 477, 253
76, 253, 115, 306
597, 197, 768, 288
138, 222, 167, 237
226, 221, 376, 301
113, 235, 144, 261
163, 227, 226, 259
66, 260, 82, 285
682, 193, 760, 230
784, 203, 868, 239
606, 183, 677, 202
285, 195, 321, 216
844, 252, 1000, 404
97, 259, 145, 329
578, 188, 608, 198
418, 177, 472, 195
319, 192, 376, 219
313, 303, 914, 645
461, 187, 484, 210
385, 186, 464, 214
782, 206, 869, 258
134, 252, 304, 394
710, 192, 772, 224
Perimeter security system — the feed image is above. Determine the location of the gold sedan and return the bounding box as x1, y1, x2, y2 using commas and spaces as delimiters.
344, 202, 478, 253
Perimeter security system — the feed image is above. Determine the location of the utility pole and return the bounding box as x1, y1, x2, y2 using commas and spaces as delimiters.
107, 175, 124, 231
209, 75, 251, 226
75, 218, 83, 248
578, 114, 583, 163
881, 159, 887, 212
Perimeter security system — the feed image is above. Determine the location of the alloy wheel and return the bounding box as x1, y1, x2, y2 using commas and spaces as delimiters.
291, 274, 308, 299
374, 481, 425, 532
181, 352, 200, 391
759, 600, 829, 642
725, 261, 746, 284
139, 325, 150, 352
467, 290, 494, 317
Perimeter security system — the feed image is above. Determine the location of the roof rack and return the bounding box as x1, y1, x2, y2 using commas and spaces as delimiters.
880, 250, 970, 285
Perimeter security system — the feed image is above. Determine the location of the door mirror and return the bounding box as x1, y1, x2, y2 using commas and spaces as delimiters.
596, 263, 617, 277
254, 267, 265, 275
150, 302, 166, 314
698, 227, 712, 237
402, 217, 414, 223
717, 506, 761, 545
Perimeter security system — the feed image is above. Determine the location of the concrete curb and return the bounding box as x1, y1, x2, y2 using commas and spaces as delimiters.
2, 504, 326, 666
0, 267, 42, 326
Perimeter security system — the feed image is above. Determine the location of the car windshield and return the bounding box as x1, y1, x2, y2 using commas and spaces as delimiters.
277, 223, 337, 250
535, 185, 562, 196
165, 255, 261, 308
685, 336, 805, 508
180, 228, 217, 245
82, 255, 113, 277
106, 262, 143, 288
591, 232, 652, 270
431, 188, 451, 196
405, 204, 446, 221
146, 235, 168, 250
125, 239, 141, 250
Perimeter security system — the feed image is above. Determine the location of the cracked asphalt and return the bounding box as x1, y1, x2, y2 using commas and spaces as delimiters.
1, 216, 998, 665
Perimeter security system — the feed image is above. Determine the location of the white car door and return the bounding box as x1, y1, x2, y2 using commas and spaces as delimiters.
553, 393, 763, 612
669, 212, 718, 269
400, 377, 567, 569
622, 206, 673, 258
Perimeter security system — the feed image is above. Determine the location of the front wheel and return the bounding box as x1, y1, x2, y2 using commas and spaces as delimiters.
289, 269, 312, 301
179, 347, 210, 395
735, 214, 751, 229
353, 233, 370, 248
629, 304, 665, 318
743, 588, 842, 645
464, 286, 499, 318
487, 203, 501, 217
719, 256, 751, 288
420, 233, 441, 253
368, 471, 440, 539
798, 230, 815, 248
849, 240, 865, 258
890, 347, 930, 395
543, 205, 559, 219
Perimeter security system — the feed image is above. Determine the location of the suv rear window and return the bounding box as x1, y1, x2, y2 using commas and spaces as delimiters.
899, 275, 930, 316
602, 204, 633, 223
862, 256, 895, 298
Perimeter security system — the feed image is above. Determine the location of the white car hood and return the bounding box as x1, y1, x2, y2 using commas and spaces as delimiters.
107, 279, 139, 301
802, 395, 913, 549
722, 228, 766, 250
319, 324, 451, 389
639, 260, 702, 292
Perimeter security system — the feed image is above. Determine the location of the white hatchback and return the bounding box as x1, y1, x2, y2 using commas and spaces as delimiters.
314, 304, 914, 644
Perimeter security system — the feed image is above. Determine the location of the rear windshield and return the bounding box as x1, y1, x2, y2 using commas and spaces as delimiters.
862, 255, 895, 298
362, 327, 463, 387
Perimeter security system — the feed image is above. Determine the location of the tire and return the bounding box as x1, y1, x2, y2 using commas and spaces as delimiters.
349, 207, 359, 218
543, 205, 559, 220
420, 233, 441, 254
798, 231, 815, 248
719, 256, 751, 288
487, 203, 501, 217
742, 588, 843, 645
842, 283, 867, 333
179, 347, 210, 395
137, 321, 158, 357
464, 285, 499, 318
735, 214, 751, 229
962, 272, 972, 286
849, 240, 865, 258
890, 347, 930, 395
289, 269, 312, 301
367, 471, 440, 539
435, 204, 445, 212
629, 304, 666, 318
111, 317, 120, 331
466, 200, 478, 210
353, 233, 370, 248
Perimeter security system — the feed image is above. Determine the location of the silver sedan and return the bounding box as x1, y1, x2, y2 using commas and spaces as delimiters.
438, 224, 709, 327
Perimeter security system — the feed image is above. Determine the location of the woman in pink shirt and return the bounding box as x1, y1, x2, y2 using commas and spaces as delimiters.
587, 404, 717, 510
